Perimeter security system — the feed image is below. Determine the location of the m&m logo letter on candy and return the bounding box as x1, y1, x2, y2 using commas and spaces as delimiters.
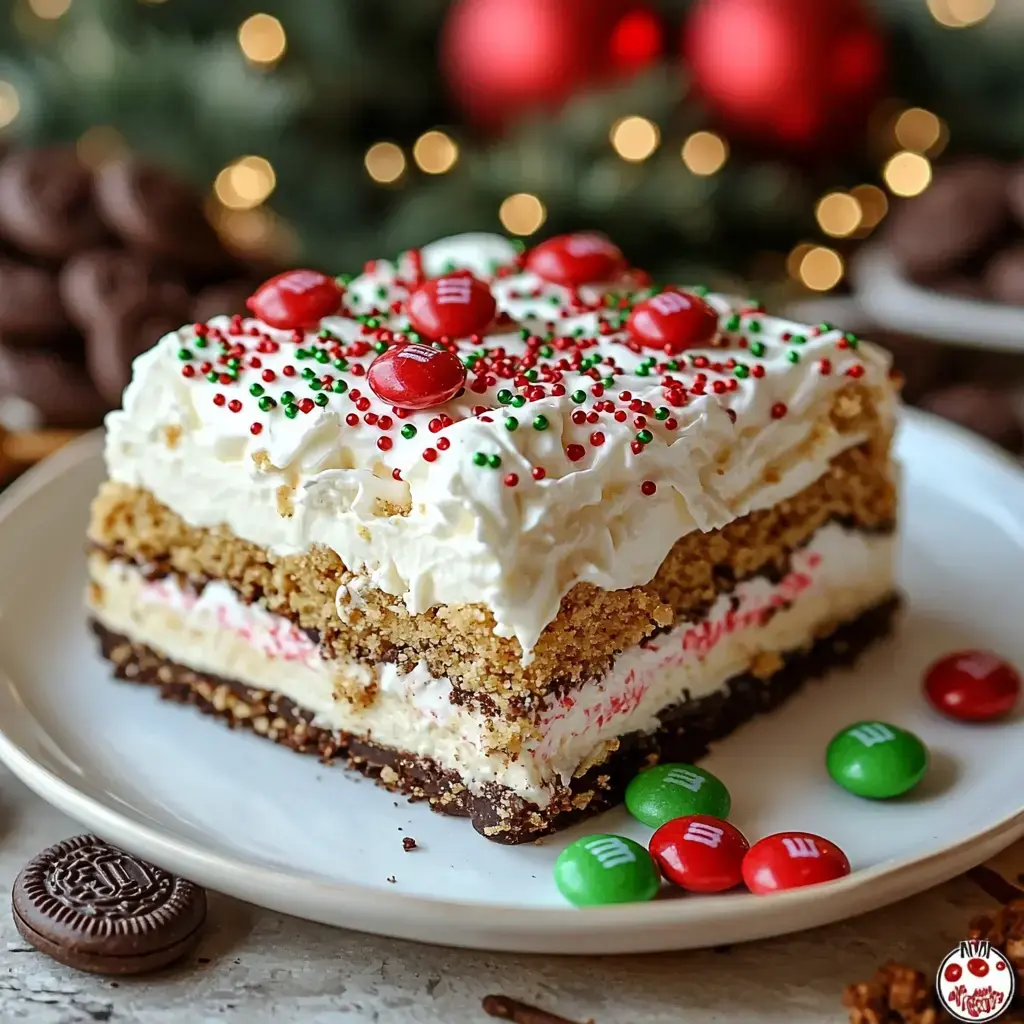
742, 831, 850, 894
627, 290, 719, 354
406, 273, 496, 340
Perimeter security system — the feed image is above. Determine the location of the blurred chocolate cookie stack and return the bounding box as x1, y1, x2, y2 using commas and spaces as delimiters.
0, 144, 262, 439
857, 157, 1024, 456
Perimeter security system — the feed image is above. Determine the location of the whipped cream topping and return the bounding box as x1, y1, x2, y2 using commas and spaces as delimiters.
89, 523, 895, 805
104, 232, 897, 659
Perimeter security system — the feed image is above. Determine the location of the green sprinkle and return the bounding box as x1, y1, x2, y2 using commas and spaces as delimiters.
665, 359, 679, 371
300, 368, 315, 381
295, 348, 309, 360
314, 349, 330, 364
365, 318, 379, 329
636, 429, 653, 445
734, 364, 750, 379
487, 453, 501, 469
540, 345, 553, 358
533, 415, 549, 431
791, 334, 807, 345
284, 404, 298, 419
787, 351, 801, 364
819, 321, 834, 332
497, 389, 513, 405
333, 358, 349, 371
309, 379, 322, 391
314, 393, 329, 407
511, 238, 526, 253
376, 286, 388, 300
258, 396, 276, 412
407, 331, 421, 344
332, 380, 348, 394
227, 358, 241, 370
504, 416, 519, 432
205, 371, 218, 383
654, 407, 669, 420
724, 314, 741, 332
519, 327, 531, 341
194, 337, 207, 349
749, 341, 766, 357
177, 347, 192, 361
249, 383, 265, 397
746, 320, 762, 333
463, 356, 478, 369
401, 424, 417, 440
635, 365, 650, 377
693, 285, 709, 297
525, 369, 539, 382
373, 341, 388, 354
472, 452, 487, 467
281, 390, 295, 405
548, 295, 560, 306
318, 329, 335, 341
511, 395, 526, 408
335, 273, 354, 287
844, 332, 860, 348
602, 376, 615, 388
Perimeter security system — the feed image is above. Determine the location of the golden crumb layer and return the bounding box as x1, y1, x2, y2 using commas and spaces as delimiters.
88, 423, 896, 703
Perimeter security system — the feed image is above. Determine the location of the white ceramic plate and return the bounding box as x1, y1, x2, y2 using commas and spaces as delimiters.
0, 412, 1022, 955
852, 247, 1024, 352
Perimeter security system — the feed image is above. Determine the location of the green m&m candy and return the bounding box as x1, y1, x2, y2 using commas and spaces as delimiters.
553, 834, 660, 907
826, 721, 929, 799
625, 763, 731, 828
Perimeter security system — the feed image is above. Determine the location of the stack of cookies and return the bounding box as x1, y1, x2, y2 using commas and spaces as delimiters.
884, 157, 1024, 305
0, 144, 263, 430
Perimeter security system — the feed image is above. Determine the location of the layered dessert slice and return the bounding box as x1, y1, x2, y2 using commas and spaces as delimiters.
87, 232, 899, 843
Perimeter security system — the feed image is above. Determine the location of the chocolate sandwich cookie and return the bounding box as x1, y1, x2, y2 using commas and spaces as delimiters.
86, 303, 189, 404
0, 261, 70, 341
12, 835, 206, 975
60, 249, 190, 330
0, 148, 107, 260
94, 159, 234, 276
0, 345, 109, 427
885, 158, 1009, 281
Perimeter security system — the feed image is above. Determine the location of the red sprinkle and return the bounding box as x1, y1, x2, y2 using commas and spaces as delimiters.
213, 394, 226, 407
392, 468, 403, 481
504, 473, 519, 487
641, 480, 657, 495
250, 422, 263, 435
181, 365, 195, 378
282, 365, 297, 377
590, 431, 605, 446
345, 413, 359, 427
422, 447, 438, 462
819, 359, 832, 375
566, 444, 586, 462
630, 440, 644, 455
228, 399, 242, 413
437, 437, 451, 451
846, 364, 865, 378
377, 436, 393, 451
771, 402, 788, 419
532, 466, 546, 480
299, 398, 315, 413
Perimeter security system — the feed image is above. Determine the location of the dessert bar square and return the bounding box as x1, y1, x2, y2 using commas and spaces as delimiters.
87, 232, 899, 843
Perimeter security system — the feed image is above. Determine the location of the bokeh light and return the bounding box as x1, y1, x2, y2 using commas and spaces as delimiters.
0, 82, 20, 130
883, 151, 932, 197
815, 192, 863, 238
610, 116, 660, 162
214, 155, 276, 210
681, 131, 729, 176
894, 108, 945, 153
850, 184, 889, 230
364, 142, 406, 184
798, 247, 844, 291
928, 0, 995, 27
499, 193, 546, 235
238, 14, 286, 66
28, 0, 72, 18
412, 130, 458, 174
76, 125, 127, 167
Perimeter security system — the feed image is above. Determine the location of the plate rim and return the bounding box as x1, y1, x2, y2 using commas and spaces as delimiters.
0, 411, 1022, 952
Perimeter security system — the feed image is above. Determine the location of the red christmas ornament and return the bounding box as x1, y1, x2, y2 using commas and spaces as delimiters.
649, 815, 749, 894
406, 273, 497, 341
526, 233, 625, 288
742, 832, 850, 894
923, 650, 1021, 722
367, 344, 467, 411
684, 0, 886, 156
442, 0, 664, 132
627, 290, 719, 354
247, 270, 342, 330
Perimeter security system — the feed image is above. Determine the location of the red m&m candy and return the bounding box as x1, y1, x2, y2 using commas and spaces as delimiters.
406, 273, 496, 341
525, 233, 625, 287
367, 343, 466, 410
247, 270, 342, 330
649, 815, 749, 893
924, 650, 1021, 722
627, 290, 719, 354
741, 832, 850, 894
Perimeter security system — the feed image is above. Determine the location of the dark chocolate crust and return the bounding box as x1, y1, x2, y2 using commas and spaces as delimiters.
90, 596, 898, 844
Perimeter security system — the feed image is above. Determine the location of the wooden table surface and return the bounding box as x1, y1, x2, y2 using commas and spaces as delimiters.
0, 764, 1014, 1024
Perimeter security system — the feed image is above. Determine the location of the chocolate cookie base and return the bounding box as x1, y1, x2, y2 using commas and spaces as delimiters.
90, 596, 898, 844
